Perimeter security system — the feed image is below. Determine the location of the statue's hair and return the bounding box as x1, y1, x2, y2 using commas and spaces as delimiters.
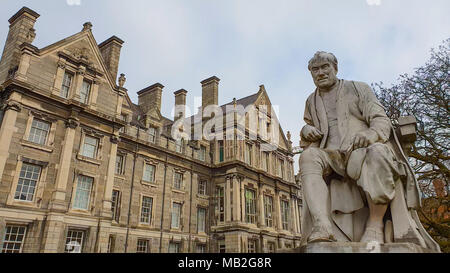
308, 51, 338, 71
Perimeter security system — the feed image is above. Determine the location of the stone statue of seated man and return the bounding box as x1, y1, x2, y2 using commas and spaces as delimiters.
298, 51, 440, 252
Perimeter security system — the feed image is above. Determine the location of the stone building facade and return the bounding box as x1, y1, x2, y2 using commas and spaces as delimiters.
0, 7, 302, 253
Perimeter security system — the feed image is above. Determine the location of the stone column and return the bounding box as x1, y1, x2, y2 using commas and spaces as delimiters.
258, 186, 265, 227
50, 117, 79, 210
290, 196, 297, 233
225, 177, 231, 222
275, 188, 282, 230
52, 59, 66, 96
102, 135, 119, 217
90, 77, 100, 110
232, 175, 241, 222
240, 177, 246, 223
72, 67, 85, 101
0, 97, 22, 181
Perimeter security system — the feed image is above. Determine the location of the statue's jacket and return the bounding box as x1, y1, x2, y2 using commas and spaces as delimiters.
299, 79, 440, 251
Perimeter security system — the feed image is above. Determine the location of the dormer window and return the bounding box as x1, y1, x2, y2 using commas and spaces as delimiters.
61, 72, 73, 98
148, 127, 156, 144
80, 80, 91, 104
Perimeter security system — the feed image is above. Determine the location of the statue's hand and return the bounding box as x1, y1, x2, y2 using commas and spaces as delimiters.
352, 129, 379, 149
302, 125, 323, 142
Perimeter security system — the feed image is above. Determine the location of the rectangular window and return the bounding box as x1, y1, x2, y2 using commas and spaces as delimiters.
198, 180, 207, 195
264, 195, 273, 227
262, 152, 269, 172
148, 127, 156, 143
107, 235, 115, 253
196, 244, 206, 253
119, 114, 127, 133
65, 229, 84, 253
245, 143, 252, 165
216, 186, 225, 222
136, 239, 149, 253
80, 80, 91, 104
197, 207, 206, 233
14, 163, 41, 202
61, 72, 73, 98
111, 190, 121, 222
281, 200, 290, 230
248, 239, 257, 253
115, 155, 124, 175
267, 242, 276, 253
171, 202, 182, 229
245, 189, 256, 224
266, 153, 270, 173
28, 118, 50, 145
1, 225, 27, 253
173, 172, 183, 190
175, 139, 183, 153
218, 240, 225, 253
168, 242, 180, 253
143, 164, 156, 183
199, 145, 206, 161
72, 175, 93, 210
279, 159, 284, 178
82, 135, 99, 158
218, 141, 224, 162
140, 196, 153, 224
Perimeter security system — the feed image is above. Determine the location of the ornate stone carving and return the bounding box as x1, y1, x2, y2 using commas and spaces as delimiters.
118, 73, 126, 87
110, 135, 120, 144
5, 101, 22, 112
65, 117, 79, 129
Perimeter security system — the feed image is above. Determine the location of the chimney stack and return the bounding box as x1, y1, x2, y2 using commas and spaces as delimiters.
0, 7, 40, 83
201, 76, 220, 110
98, 36, 124, 83
138, 83, 164, 115
174, 89, 187, 120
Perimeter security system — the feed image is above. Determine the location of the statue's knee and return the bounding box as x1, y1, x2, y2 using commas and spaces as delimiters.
299, 148, 321, 166
366, 143, 389, 160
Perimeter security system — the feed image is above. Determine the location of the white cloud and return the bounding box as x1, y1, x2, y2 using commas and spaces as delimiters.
66, 0, 81, 6
367, 0, 382, 6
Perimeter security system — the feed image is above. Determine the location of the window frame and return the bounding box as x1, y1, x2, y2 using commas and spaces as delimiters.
281, 199, 290, 230
61, 71, 73, 99
245, 188, 257, 224
81, 135, 99, 159
79, 80, 91, 104
142, 163, 156, 184
136, 239, 150, 253
1, 225, 27, 253
111, 189, 121, 223
198, 180, 207, 195
173, 172, 183, 190
72, 174, 94, 211
197, 207, 207, 233
14, 162, 42, 202
264, 194, 274, 227
171, 202, 182, 229
139, 195, 154, 225
115, 154, 125, 175
64, 229, 85, 253
27, 118, 51, 146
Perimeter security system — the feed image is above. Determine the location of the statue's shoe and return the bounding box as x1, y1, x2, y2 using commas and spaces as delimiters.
308, 226, 336, 243
360, 226, 384, 244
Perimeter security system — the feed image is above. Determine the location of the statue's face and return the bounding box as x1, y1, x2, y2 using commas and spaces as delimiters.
310, 60, 338, 89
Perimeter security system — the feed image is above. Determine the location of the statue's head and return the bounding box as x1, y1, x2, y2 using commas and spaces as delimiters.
308, 51, 338, 89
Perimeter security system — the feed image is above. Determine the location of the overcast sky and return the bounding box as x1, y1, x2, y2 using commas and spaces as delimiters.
1, 0, 449, 171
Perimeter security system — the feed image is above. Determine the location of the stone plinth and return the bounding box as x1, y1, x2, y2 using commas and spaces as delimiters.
281, 242, 438, 253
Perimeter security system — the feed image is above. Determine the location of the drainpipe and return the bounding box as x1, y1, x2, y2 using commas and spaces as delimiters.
187, 165, 193, 252
125, 127, 140, 252
159, 137, 169, 252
